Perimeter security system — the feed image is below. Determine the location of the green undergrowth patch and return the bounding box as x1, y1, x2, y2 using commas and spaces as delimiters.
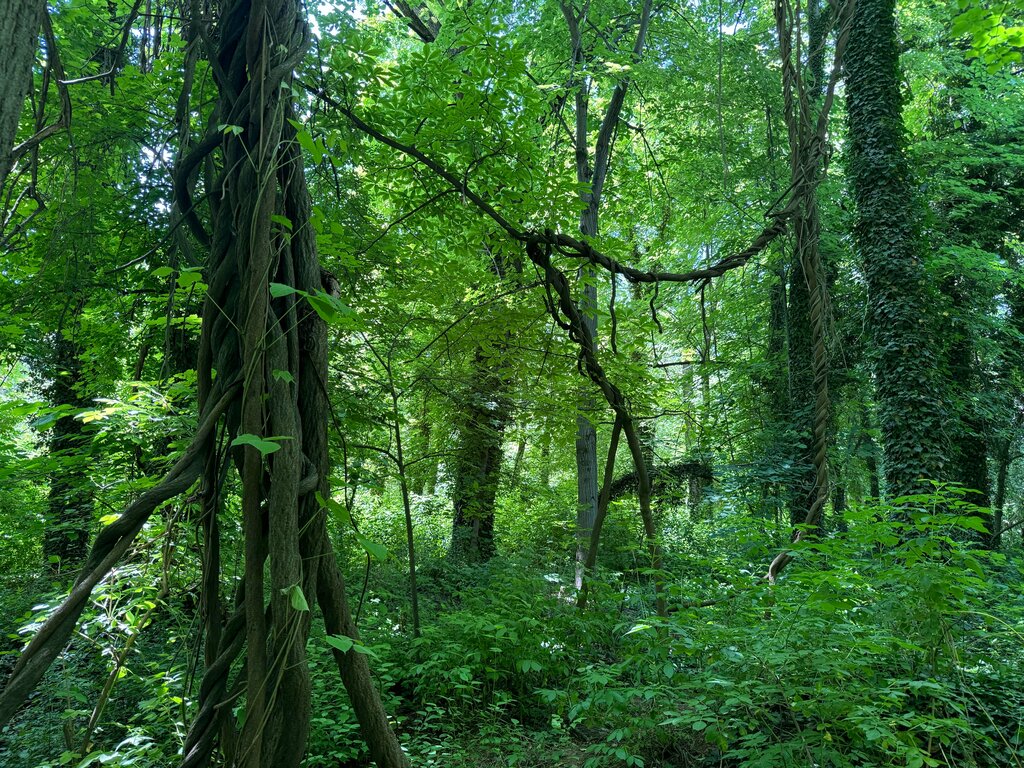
316, 493, 1024, 768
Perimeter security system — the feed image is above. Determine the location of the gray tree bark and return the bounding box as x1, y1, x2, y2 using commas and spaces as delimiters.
0, 0, 42, 192
561, 0, 653, 589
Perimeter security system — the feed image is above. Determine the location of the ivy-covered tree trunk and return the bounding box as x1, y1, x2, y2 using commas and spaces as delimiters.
0, 0, 41, 191
845, 0, 948, 497
42, 333, 92, 573
451, 348, 509, 561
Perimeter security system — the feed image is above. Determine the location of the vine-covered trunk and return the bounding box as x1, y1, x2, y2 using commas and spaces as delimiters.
451, 348, 509, 561
784, 0, 830, 529
42, 333, 93, 573
180, 2, 407, 765
786, 256, 817, 526
0, 3, 409, 766
846, 0, 948, 498
766, 0, 849, 580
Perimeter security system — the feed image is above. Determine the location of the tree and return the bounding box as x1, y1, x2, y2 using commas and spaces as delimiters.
560, 0, 655, 587
0, 0, 41, 191
845, 0, 949, 498
0, 3, 409, 765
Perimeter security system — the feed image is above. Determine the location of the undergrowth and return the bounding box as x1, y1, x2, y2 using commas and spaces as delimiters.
2, 491, 1023, 767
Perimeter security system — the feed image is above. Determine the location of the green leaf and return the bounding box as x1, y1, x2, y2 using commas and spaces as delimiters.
271, 213, 293, 231
292, 125, 324, 164
325, 634, 354, 653
177, 270, 204, 288
283, 583, 309, 612
625, 623, 653, 635
231, 433, 282, 456
316, 491, 352, 526
272, 369, 295, 384
324, 634, 377, 657
269, 282, 302, 298
355, 532, 388, 561
306, 291, 355, 325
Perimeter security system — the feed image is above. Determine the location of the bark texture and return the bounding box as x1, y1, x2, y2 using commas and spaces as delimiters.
0, 0, 41, 191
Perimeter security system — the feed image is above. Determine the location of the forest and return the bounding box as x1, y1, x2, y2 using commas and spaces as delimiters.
0, 0, 1022, 766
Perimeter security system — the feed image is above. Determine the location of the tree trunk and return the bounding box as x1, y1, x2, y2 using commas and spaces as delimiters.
846, 0, 948, 498
574, 291, 599, 586
990, 437, 1010, 549
784, 0, 830, 528
561, 0, 654, 589
787, 256, 817, 526
0, 5, 409, 766
42, 333, 93, 573
451, 348, 509, 561
0, 0, 41, 192
945, 281, 990, 511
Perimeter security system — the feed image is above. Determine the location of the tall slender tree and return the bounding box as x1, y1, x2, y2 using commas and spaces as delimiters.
560, 0, 654, 586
